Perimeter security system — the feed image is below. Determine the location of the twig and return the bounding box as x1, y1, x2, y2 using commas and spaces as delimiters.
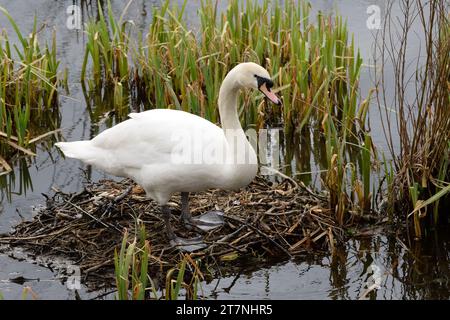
64, 199, 121, 232
29, 129, 62, 144
224, 215, 292, 258
4, 140, 36, 156
0, 131, 19, 141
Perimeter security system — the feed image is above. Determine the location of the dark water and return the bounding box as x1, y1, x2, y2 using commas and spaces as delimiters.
202, 228, 450, 300
0, 0, 448, 300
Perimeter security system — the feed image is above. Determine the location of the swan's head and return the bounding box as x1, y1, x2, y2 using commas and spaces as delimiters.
233, 62, 282, 105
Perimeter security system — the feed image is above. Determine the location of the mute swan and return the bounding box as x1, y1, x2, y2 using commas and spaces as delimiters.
56, 62, 281, 247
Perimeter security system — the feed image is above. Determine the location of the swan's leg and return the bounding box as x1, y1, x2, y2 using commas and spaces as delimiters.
180, 192, 224, 232
180, 192, 191, 226
161, 205, 206, 252
162, 205, 176, 240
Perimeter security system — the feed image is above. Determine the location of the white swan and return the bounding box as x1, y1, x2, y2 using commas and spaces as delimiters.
56, 62, 281, 246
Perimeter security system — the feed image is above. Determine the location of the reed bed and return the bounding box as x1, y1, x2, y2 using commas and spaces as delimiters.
375, 0, 450, 237
114, 227, 149, 300
0, 7, 65, 174
81, 0, 375, 223
114, 226, 202, 300
0, 175, 349, 292
83, 0, 367, 130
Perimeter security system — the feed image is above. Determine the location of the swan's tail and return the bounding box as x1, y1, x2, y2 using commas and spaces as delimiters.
56, 141, 121, 175
55, 141, 96, 161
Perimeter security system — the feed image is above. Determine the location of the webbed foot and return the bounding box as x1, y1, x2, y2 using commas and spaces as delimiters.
185, 210, 224, 232
168, 235, 207, 252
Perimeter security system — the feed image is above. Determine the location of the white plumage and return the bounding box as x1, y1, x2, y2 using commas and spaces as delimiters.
57, 109, 250, 204
56, 62, 281, 243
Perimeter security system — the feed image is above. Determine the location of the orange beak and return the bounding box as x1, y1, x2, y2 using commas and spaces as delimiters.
259, 82, 282, 105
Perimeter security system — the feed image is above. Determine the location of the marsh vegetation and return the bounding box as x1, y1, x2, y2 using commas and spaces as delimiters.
0, 0, 448, 300
0, 7, 66, 176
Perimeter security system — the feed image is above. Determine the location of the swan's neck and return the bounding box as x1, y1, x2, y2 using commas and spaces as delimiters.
217, 67, 258, 187
218, 69, 257, 168
218, 70, 241, 132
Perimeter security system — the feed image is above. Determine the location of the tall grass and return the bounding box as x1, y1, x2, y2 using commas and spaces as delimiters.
0, 6, 65, 173
81, 0, 368, 127
114, 226, 150, 300
81, 0, 375, 223
165, 254, 202, 300
114, 222, 201, 300
375, 0, 450, 237
80, 0, 133, 124
132, 0, 370, 132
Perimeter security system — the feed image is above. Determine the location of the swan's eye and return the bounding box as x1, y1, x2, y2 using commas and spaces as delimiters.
255, 75, 273, 90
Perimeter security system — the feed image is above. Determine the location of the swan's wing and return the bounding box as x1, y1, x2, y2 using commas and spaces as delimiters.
90, 109, 225, 172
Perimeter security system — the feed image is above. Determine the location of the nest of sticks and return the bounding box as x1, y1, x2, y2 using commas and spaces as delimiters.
0, 175, 344, 289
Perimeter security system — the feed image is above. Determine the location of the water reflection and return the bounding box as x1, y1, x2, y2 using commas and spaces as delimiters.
0, 158, 33, 203
202, 229, 450, 299
399, 230, 450, 299
0, 130, 62, 202
83, 84, 133, 134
